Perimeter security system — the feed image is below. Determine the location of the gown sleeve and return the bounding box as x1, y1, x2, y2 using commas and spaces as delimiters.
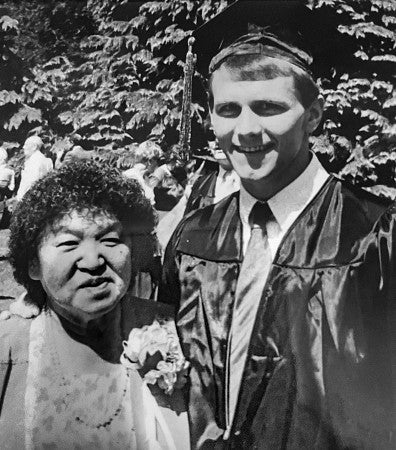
158, 220, 184, 311
326, 203, 396, 447
377, 204, 396, 428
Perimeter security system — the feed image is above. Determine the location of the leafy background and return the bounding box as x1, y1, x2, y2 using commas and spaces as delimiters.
0, 0, 395, 196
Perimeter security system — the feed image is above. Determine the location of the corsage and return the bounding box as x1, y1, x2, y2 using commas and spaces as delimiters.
121, 319, 189, 395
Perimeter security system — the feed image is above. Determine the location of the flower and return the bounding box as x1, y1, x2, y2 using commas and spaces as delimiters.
122, 328, 144, 363
121, 319, 190, 395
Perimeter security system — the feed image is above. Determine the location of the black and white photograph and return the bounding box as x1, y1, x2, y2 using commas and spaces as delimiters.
0, 0, 395, 448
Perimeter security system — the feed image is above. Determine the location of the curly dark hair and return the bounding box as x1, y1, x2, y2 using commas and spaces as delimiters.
9, 160, 157, 308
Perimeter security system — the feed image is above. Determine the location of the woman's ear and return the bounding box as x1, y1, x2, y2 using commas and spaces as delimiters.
28, 258, 41, 281
305, 96, 324, 134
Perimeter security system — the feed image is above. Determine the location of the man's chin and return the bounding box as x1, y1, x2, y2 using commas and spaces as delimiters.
230, 154, 277, 178
238, 168, 276, 184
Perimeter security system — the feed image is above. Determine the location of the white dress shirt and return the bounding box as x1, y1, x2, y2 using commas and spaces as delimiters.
214, 166, 240, 204
239, 153, 330, 257
17, 151, 53, 200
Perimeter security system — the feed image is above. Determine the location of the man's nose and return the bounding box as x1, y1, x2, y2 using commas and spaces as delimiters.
233, 106, 262, 141
77, 243, 105, 271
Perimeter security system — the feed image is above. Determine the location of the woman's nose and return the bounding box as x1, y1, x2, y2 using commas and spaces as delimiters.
77, 242, 105, 271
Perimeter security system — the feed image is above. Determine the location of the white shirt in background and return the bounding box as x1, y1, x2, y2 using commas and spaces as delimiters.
214, 166, 240, 203
17, 151, 53, 200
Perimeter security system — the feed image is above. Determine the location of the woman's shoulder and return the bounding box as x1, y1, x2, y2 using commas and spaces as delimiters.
0, 315, 32, 363
121, 296, 175, 330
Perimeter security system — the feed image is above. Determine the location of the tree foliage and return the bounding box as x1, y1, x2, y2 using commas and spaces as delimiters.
1, 0, 395, 197
0, 8, 32, 152
47, 0, 227, 153
311, 0, 396, 198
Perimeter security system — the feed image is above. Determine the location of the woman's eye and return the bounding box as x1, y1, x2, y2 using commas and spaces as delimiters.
101, 238, 121, 247
215, 103, 241, 117
56, 240, 79, 249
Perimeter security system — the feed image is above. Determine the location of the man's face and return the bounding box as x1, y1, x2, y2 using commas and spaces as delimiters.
23, 139, 37, 158
30, 209, 132, 323
210, 67, 315, 192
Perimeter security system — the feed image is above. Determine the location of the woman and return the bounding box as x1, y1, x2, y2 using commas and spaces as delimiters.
0, 161, 189, 449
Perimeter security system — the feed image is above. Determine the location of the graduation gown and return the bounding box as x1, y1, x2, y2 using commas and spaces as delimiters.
159, 176, 396, 449
185, 170, 218, 215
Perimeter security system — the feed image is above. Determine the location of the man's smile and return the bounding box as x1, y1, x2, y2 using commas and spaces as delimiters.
231, 143, 275, 155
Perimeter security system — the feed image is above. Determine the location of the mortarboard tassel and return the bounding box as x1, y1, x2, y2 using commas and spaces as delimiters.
178, 37, 196, 163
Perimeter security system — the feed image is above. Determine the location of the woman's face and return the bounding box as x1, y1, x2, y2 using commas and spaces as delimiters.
29, 209, 132, 324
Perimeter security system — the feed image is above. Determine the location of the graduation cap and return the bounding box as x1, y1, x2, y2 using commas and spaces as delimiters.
173, 0, 356, 161
173, 0, 356, 78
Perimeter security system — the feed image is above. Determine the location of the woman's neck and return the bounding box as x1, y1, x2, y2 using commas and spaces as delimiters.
50, 303, 124, 364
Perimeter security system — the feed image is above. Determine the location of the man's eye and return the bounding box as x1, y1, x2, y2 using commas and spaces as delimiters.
252, 102, 286, 116
215, 103, 241, 117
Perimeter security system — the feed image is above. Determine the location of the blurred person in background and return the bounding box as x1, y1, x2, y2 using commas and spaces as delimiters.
146, 143, 185, 213
16, 136, 53, 201
62, 145, 93, 165
184, 142, 240, 214
0, 147, 15, 228
157, 142, 239, 250
123, 142, 156, 206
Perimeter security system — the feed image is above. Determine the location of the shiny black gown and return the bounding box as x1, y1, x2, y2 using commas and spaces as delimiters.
185, 170, 218, 215
160, 176, 396, 449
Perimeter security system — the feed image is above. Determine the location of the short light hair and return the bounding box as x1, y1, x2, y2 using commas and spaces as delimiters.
24, 135, 43, 151
208, 54, 319, 110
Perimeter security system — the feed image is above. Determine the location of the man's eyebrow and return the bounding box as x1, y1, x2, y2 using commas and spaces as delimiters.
216, 100, 239, 104
251, 99, 289, 107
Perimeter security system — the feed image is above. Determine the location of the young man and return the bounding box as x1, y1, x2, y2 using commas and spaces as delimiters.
159, 2, 395, 448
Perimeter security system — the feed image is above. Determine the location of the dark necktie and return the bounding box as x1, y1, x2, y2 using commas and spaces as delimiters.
226, 201, 273, 436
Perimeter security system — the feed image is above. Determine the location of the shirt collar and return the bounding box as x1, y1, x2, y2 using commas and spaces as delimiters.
239, 153, 330, 231
218, 165, 237, 180
218, 165, 228, 180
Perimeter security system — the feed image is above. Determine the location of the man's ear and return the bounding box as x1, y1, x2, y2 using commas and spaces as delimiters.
28, 258, 41, 281
305, 96, 324, 134
208, 104, 214, 123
